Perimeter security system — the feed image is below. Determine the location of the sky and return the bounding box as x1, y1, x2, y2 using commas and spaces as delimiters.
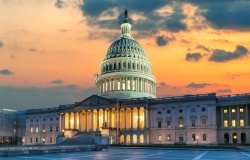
1, 0, 250, 109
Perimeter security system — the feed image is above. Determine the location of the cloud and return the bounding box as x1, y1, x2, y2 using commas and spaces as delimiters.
209, 45, 249, 62
185, 52, 202, 62
79, 1, 187, 38
156, 35, 175, 46
196, 45, 210, 52
0, 40, 4, 48
186, 82, 210, 89
0, 69, 13, 75
217, 89, 231, 94
50, 79, 63, 84
158, 82, 169, 88
28, 48, 37, 52
192, 1, 250, 30
0, 85, 96, 109
55, 0, 65, 9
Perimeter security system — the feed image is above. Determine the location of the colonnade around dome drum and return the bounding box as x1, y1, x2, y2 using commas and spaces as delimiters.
96, 76, 156, 96
60, 106, 149, 144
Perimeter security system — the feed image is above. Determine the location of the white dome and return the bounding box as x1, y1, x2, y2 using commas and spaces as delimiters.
96, 10, 156, 99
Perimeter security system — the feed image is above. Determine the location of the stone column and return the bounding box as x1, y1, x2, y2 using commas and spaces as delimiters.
79, 111, 82, 131
97, 109, 99, 130
245, 105, 248, 126
131, 108, 133, 129
137, 107, 140, 129
103, 109, 106, 128
144, 107, 147, 128
229, 106, 232, 127
221, 107, 224, 128
91, 110, 94, 131
125, 108, 127, 129
109, 109, 112, 128
59, 113, 62, 131
85, 111, 88, 131
74, 112, 77, 130
237, 107, 240, 128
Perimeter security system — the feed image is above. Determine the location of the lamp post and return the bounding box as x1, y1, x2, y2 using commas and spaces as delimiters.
196, 136, 199, 145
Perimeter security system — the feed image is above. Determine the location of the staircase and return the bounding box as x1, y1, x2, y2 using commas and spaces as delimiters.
61, 131, 101, 145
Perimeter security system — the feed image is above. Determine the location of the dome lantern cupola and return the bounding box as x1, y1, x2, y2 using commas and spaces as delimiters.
96, 9, 157, 99
120, 9, 133, 39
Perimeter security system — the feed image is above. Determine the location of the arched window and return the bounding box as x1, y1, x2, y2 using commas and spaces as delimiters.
120, 135, 124, 144
128, 62, 131, 69
126, 135, 130, 144
139, 134, 144, 144
132, 63, 135, 69
118, 62, 121, 70
137, 63, 139, 70
123, 62, 126, 70
109, 64, 112, 71
133, 134, 137, 144
241, 133, 246, 144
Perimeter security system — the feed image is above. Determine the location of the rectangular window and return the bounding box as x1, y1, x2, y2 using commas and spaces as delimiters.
224, 109, 228, 114
202, 134, 206, 141
117, 81, 120, 90
35, 137, 38, 143
56, 126, 59, 132
30, 138, 33, 143
167, 121, 171, 128
240, 119, 244, 127
132, 80, 135, 90
179, 134, 183, 142
30, 126, 33, 133
157, 121, 162, 128
157, 111, 161, 115
232, 109, 236, 113
224, 120, 228, 127
50, 137, 53, 143
35, 126, 39, 133
232, 119, 236, 127
179, 118, 183, 128
191, 119, 196, 127
167, 110, 171, 114
127, 80, 130, 90
192, 134, 196, 141
202, 119, 206, 126
240, 108, 244, 113
42, 125, 46, 133
50, 126, 53, 132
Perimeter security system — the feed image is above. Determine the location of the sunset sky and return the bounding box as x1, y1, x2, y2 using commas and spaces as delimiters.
1, 0, 250, 109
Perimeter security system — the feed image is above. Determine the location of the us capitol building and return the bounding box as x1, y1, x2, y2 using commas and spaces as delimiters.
1, 10, 250, 146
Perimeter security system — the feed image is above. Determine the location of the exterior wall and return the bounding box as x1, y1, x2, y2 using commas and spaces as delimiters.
149, 99, 217, 144
0, 109, 17, 144
24, 111, 60, 145
217, 96, 250, 144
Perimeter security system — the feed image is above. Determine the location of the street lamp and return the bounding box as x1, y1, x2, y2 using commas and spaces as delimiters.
196, 136, 199, 145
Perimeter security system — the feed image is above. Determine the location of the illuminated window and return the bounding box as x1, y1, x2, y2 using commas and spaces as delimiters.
127, 80, 130, 90
192, 134, 196, 141
232, 120, 236, 127
117, 81, 120, 90
232, 109, 236, 113
240, 108, 244, 113
224, 109, 228, 114
179, 118, 184, 128
132, 80, 135, 90
224, 120, 228, 127
35, 126, 39, 133
122, 79, 125, 90
30, 126, 34, 133
240, 119, 244, 127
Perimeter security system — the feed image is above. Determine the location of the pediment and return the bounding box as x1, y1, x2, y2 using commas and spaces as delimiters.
76, 95, 114, 106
